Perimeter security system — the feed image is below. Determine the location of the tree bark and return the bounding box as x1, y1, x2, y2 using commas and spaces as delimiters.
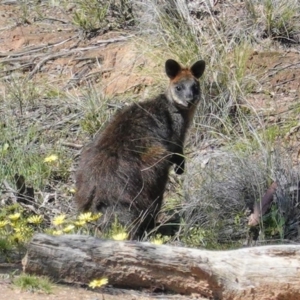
23, 234, 300, 300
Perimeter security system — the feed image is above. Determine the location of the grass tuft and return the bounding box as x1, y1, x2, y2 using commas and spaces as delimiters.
13, 273, 53, 294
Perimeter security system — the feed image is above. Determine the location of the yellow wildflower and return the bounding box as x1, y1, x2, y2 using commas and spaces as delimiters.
112, 232, 128, 241
68, 188, 76, 194
0, 220, 8, 228
63, 224, 75, 233
88, 277, 108, 289
12, 232, 25, 243
13, 225, 33, 236
52, 230, 63, 235
8, 212, 21, 221
150, 238, 163, 245
78, 212, 94, 222
27, 215, 43, 225
77, 212, 102, 223
90, 212, 102, 221
1, 143, 9, 153
44, 154, 58, 163
52, 214, 66, 226
74, 220, 86, 226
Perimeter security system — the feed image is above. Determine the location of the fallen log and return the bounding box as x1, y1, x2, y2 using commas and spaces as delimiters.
23, 234, 300, 300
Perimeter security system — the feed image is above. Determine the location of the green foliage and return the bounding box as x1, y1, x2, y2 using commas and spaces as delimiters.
0, 238, 13, 256
0, 78, 73, 190
72, 0, 134, 35
0, 206, 106, 261
0, 135, 72, 189
262, 120, 299, 143
18, 0, 32, 24
155, 10, 201, 65
79, 87, 116, 135
45, 211, 102, 236
262, 204, 285, 240
0, 205, 35, 259
263, 125, 281, 143
140, 1, 260, 144
245, 0, 299, 39
229, 137, 260, 153
106, 217, 129, 240
3, 75, 41, 114
263, 0, 298, 39
140, 1, 203, 71
150, 233, 171, 245
80, 111, 104, 135
181, 226, 210, 248
181, 225, 242, 250
72, 0, 109, 33
13, 273, 53, 293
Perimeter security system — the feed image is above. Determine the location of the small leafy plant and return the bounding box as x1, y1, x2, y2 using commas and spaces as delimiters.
13, 273, 53, 294
48, 211, 102, 236
0, 205, 36, 255
72, 0, 109, 34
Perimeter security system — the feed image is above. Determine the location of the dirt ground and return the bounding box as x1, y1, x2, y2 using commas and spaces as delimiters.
0, 282, 139, 300
0, 264, 203, 300
0, 282, 196, 300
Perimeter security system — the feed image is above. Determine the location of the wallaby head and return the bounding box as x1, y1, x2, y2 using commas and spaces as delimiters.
165, 59, 205, 109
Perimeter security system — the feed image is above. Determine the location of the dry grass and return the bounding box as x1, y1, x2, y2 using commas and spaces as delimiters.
0, 0, 299, 252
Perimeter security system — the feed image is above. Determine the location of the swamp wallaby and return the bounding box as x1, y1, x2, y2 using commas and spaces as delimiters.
75, 59, 205, 239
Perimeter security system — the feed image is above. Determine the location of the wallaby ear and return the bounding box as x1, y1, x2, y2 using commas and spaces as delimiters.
165, 59, 182, 79
190, 60, 205, 79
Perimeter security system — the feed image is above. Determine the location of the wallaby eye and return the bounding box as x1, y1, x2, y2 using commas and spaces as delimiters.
193, 84, 199, 93
176, 85, 182, 91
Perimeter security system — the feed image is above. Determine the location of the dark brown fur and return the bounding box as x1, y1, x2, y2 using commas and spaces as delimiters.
75, 59, 205, 239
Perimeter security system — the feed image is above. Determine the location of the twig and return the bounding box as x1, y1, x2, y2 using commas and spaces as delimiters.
63, 68, 114, 89
61, 142, 83, 149
0, 36, 76, 58
0, 23, 18, 32
8, 112, 83, 142
0, 53, 45, 63
2, 180, 17, 204
0, 63, 35, 74
27, 41, 120, 79
1, 34, 131, 78
42, 17, 70, 24
270, 62, 300, 72
28, 51, 72, 79
107, 103, 125, 110
274, 78, 296, 87
92, 35, 135, 45
263, 62, 300, 82
285, 122, 300, 139
27, 44, 106, 79
36, 113, 82, 132
85, 68, 113, 79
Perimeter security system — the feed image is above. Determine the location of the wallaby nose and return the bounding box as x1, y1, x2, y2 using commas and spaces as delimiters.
186, 92, 194, 102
